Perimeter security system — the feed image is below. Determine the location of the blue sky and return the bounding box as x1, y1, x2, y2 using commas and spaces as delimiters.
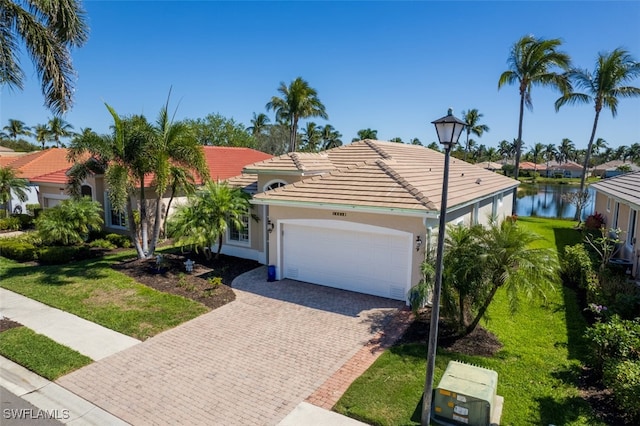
2, 1, 640, 150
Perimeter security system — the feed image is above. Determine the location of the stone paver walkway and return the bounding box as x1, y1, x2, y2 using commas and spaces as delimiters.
57, 267, 406, 425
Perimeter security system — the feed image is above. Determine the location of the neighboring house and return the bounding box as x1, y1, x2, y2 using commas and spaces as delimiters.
0, 148, 74, 213
592, 160, 640, 178
519, 161, 546, 174
545, 160, 584, 178
479, 161, 503, 172
591, 171, 640, 278
223, 140, 519, 303
31, 146, 273, 234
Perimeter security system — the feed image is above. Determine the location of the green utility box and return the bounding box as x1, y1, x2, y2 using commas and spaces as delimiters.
432, 361, 503, 426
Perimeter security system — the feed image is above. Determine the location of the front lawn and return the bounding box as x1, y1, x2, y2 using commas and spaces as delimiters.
335, 217, 603, 425
0, 253, 209, 340
0, 325, 92, 380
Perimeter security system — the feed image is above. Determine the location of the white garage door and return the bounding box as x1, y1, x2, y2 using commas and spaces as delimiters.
281, 222, 411, 300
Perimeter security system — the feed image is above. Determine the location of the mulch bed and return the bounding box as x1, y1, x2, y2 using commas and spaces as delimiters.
111, 251, 260, 309
0, 318, 22, 333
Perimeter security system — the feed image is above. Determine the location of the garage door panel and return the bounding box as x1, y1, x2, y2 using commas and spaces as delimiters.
282, 222, 410, 301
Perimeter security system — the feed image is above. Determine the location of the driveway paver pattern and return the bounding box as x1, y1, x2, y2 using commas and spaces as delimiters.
57, 267, 404, 425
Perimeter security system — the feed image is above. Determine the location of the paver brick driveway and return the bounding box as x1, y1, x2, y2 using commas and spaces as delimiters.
57, 266, 405, 425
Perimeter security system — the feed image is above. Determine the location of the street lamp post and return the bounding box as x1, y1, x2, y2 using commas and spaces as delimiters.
421, 109, 467, 426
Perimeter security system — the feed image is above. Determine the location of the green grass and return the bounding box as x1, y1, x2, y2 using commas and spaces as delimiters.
0, 326, 92, 380
335, 217, 601, 425
0, 252, 209, 340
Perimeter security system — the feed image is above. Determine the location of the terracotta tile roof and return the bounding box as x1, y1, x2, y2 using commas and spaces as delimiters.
590, 171, 640, 209
253, 140, 519, 213
519, 161, 546, 170
0, 148, 76, 179
547, 160, 582, 170
0, 156, 18, 167
203, 147, 272, 181
30, 169, 72, 185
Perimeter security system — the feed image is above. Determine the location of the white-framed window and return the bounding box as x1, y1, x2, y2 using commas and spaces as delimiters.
229, 214, 249, 244
104, 193, 127, 229
613, 202, 620, 228
606, 197, 612, 212
628, 209, 637, 248
264, 180, 287, 191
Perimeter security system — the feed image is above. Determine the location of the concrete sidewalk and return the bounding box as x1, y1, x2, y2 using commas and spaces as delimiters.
1, 356, 129, 425
0, 288, 140, 361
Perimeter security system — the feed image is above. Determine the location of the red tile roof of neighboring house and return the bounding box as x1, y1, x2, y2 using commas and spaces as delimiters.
519, 161, 546, 170
202, 147, 272, 182
0, 148, 76, 179
30, 168, 72, 185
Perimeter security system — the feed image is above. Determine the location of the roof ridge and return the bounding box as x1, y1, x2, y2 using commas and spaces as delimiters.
364, 139, 392, 160
375, 159, 437, 209
288, 152, 304, 170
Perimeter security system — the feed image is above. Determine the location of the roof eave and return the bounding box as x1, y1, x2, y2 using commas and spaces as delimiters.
251, 198, 439, 218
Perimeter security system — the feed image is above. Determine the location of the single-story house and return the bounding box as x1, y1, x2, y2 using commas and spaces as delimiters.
545, 160, 584, 178
592, 160, 640, 178
29, 146, 273, 234
590, 171, 639, 278
0, 148, 74, 213
519, 161, 546, 174
221, 140, 519, 303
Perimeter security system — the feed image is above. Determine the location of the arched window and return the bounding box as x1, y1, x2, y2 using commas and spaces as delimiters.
81, 185, 92, 198
264, 180, 287, 191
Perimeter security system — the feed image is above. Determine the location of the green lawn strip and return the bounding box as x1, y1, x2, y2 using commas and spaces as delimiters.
0, 255, 208, 340
335, 217, 601, 425
0, 327, 92, 380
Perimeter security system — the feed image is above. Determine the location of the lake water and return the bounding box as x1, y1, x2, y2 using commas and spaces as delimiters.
515, 183, 596, 220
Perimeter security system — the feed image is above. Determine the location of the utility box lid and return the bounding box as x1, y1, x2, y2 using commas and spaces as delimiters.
433, 361, 500, 426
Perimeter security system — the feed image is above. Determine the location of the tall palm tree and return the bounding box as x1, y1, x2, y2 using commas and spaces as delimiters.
300, 122, 321, 152
461, 109, 490, 161
2, 119, 31, 140
320, 124, 342, 150
68, 106, 155, 259
162, 165, 197, 238
614, 145, 630, 162
629, 142, 640, 165
529, 142, 545, 173
556, 48, 640, 220
543, 143, 557, 172
498, 35, 571, 214
557, 138, 575, 164
265, 77, 328, 152
0, 166, 29, 216
352, 128, 377, 142
498, 139, 514, 162
485, 147, 500, 162
592, 138, 608, 158
147, 96, 210, 256
1, 0, 89, 114
246, 112, 270, 137
48, 116, 74, 147
33, 124, 51, 149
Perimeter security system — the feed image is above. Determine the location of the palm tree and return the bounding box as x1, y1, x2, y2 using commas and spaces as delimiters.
0, 166, 29, 216
33, 124, 51, 149
162, 166, 197, 238
265, 77, 328, 152
629, 143, 640, 164
498, 35, 571, 214
352, 128, 378, 142
427, 142, 441, 152
3, 119, 32, 140
168, 180, 251, 260
35, 197, 103, 245
529, 142, 545, 177
147, 97, 210, 256
557, 138, 575, 164
410, 138, 422, 146
246, 112, 271, 137
300, 122, 322, 152
68, 106, 155, 259
1, 0, 89, 114
555, 48, 640, 221
485, 147, 500, 162
320, 125, 342, 150
614, 145, 630, 162
47, 116, 74, 147
461, 109, 490, 161
464, 219, 559, 335
593, 138, 608, 158
498, 139, 514, 162
543, 143, 557, 172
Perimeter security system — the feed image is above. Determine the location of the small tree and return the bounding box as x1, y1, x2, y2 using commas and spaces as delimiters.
168, 181, 251, 260
584, 227, 623, 274
561, 190, 592, 226
36, 197, 104, 245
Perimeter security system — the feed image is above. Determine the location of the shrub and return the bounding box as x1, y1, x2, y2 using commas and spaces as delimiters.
37, 246, 93, 265
561, 243, 595, 289
584, 315, 640, 371
88, 239, 116, 250
207, 276, 223, 289
25, 204, 42, 217
0, 216, 20, 231
105, 233, 131, 248
603, 359, 640, 422
13, 213, 34, 229
0, 238, 37, 261
35, 197, 103, 246
584, 212, 606, 230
